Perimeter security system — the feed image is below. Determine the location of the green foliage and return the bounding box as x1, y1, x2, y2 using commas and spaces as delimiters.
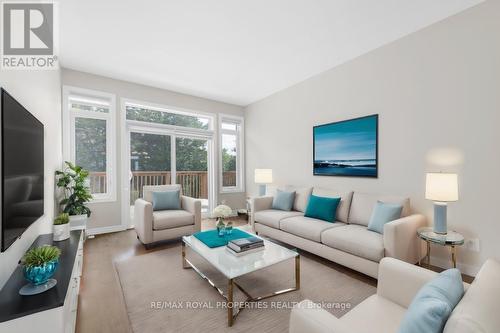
222, 148, 236, 172
56, 161, 92, 217
75, 118, 107, 172
22, 246, 61, 268
54, 213, 70, 225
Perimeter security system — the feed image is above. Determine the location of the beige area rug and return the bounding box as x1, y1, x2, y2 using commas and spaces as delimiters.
115, 244, 376, 333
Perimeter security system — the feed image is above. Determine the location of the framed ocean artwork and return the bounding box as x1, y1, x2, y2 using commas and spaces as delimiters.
313, 114, 378, 177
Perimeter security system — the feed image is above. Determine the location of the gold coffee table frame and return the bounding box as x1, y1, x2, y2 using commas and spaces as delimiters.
181, 241, 300, 327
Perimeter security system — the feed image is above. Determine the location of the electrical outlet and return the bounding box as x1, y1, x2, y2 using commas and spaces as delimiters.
465, 238, 480, 252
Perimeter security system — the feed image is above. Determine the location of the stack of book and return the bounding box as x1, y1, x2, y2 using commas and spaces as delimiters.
226, 236, 265, 256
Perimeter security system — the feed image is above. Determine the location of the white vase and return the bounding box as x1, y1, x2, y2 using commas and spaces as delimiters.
69, 214, 88, 231
53, 223, 70, 241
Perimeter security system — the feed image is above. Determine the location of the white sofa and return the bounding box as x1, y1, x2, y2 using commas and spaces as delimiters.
250, 186, 426, 278
134, 185, 201, 248
290, 257, 500, 333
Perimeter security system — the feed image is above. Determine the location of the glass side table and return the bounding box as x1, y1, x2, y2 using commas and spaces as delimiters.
417, 227, 464, 268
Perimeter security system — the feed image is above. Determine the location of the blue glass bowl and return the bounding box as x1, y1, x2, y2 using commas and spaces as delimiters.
23, 260, 59, 285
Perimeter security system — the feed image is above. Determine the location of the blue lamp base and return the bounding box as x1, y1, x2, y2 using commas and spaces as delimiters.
258, 184, 267, 196
433, 202, 448, 234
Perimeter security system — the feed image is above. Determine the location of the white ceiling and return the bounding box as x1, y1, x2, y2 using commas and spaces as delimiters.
59, 0, 483, 106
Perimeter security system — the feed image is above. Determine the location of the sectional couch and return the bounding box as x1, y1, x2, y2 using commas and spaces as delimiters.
250, 186, 427, 278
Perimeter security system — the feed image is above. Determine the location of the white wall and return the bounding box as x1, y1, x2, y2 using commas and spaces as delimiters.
61, 69, 246, 231
245, 0, 499, 276
0, 69, 62, 288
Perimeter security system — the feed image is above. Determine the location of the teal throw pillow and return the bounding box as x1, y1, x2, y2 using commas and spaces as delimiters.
272, 190, 295, 211
152, 190, 181, 211
367, 201, 403, 234
398, 269, 464, 333
304, 195, 340, 222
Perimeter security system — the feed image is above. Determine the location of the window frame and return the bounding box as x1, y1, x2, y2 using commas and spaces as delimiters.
219, 114, 245, 193
63, 86, 117, 203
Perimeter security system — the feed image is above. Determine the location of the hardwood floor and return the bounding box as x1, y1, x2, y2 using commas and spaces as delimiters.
76, 217, 248, 333
76, 216, 471, 333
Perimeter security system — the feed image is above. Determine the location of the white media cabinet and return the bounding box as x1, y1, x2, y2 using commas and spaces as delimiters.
0, 230, 83, 333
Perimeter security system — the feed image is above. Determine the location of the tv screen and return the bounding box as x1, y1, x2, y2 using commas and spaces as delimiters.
313, 114, 378, 177
1, 88, 44, 252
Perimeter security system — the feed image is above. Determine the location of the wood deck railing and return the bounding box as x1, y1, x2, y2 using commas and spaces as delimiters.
88, 171, 236, 204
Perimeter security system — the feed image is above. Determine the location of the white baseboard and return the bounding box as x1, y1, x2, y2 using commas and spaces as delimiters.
86, 225, 127, 236
429, 256, 480, 277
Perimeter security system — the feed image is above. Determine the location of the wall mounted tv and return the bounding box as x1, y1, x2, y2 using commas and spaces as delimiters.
1, 88, 44, 252
313, 114, 378, 178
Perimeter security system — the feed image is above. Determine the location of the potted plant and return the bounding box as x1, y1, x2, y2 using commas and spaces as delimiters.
55, 161, 92, 230
213, 204, 233, 236
19, 245, 61, 295
53, 213, 70, 241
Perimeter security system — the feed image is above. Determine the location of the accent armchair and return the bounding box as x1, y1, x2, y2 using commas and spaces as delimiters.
134, 185, 201, 248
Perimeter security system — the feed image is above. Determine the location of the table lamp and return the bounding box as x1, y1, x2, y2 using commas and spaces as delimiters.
254, 169, 273, 196
425, 172, 459, 234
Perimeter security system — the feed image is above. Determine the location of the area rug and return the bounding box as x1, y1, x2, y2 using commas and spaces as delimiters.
115, 244, 376, 333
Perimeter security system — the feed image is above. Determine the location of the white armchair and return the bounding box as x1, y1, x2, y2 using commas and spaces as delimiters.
290, 257, 500, 333
134, 185, 201, 248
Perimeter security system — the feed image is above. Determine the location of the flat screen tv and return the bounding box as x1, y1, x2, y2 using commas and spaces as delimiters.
313, 114, 378, 177
1, 88, 44, 252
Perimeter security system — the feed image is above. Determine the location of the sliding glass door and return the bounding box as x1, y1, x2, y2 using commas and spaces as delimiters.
129, 131, 172, 205
176, 136, 209, 212
126, 127, 213, 225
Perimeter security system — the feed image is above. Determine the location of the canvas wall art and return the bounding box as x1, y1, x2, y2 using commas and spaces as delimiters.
313, 114, 378, 177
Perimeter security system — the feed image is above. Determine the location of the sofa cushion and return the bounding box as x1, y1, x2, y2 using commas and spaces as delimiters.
272, 189, 296, 211
304, 195, 340, 222
312, 188, 353, 223
280, 216, 345, 242
348, 192, 410, 226
254, 209, 303, 229
153, 210, 194, 230
444, 259, 500, 333
282, 186, 313, 212
399, 269, 464, 333
321, 224, 384, 262
341, 295, 406, 333
367, 201, 403, 234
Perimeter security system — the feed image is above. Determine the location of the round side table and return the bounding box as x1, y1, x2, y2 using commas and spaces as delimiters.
417, 227, 464, 268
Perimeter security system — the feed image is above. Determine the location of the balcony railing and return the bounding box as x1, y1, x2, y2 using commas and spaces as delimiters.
88, 171, 236, 204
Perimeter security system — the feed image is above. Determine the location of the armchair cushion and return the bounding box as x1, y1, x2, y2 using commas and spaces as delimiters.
398, 269, 464, 333
152, 190, 181, 211
153, 210, 194, 230
321, 224, 384, 262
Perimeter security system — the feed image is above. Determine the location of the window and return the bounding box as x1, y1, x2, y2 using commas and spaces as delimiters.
219, 115, 244, 192
63, 86, 116, 201
125, 103, 211, 130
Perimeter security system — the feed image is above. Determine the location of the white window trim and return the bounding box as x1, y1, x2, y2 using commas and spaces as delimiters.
62, 85, 117, 203
219, 114, 245, 193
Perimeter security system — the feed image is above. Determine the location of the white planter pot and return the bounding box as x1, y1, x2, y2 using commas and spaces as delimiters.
69, 214, 88, 231
53, 223, 70, 241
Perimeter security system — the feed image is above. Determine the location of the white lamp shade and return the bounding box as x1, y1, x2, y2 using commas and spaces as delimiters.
254, 169, 273, 184
425, 173, 458, 202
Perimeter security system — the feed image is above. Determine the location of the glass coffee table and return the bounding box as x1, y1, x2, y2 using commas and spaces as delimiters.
417, 227, 465, 268
181, 227, 300, 327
